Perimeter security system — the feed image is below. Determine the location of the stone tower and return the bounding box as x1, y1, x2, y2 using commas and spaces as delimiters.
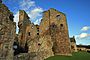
18, 10, 30, 48
18, 10, 37, 49
0, 2, 16, 60
39, 8, 71, 55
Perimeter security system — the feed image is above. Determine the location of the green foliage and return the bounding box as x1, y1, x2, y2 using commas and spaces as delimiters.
45, 52, 90, 60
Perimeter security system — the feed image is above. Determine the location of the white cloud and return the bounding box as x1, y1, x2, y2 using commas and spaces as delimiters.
81, 26, 90, 31
20, 0, 35, 11
27, 7, 43, 22
14, 12, 19, 26
79, 33, 89, 38
76, 33, 90, 39
13, 0, 44, 33
14, 12, 19, 34
34, 18, 42, 25
19, 0, 44, 24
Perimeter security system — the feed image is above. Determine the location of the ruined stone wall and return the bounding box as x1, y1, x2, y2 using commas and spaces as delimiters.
0, 2, 16, 60
18, 8, 72, 60
0, 1, 72, 60
71, 42, 77, 52
39, 8, 71, 55
70, 36, 77, 52
18, 10, 31, 48
18, 10, 54, 60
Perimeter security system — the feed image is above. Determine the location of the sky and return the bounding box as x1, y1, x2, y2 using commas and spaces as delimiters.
2, 0, 90, 45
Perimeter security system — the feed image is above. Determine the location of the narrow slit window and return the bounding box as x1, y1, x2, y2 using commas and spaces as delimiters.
37, 29, 39, 32
37, 28, 39, 29
9, 14, 14, 21
28, 32, 30, 36
37, 33, 39, 35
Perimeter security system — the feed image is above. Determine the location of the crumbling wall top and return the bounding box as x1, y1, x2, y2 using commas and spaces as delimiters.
43, 8, 66, 16
70, 36, 76, 43
19, 10, 30, 22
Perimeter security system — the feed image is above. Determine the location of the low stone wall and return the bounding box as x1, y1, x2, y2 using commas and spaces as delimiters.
13, 53, 38, 60
14, 53, 30, 60
0, 57, 6, 60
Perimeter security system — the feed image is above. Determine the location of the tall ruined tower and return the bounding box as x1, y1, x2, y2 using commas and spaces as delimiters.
18, 10, 30, 48
18, 10, 37, 49
0, 2, 16, 60
40, 8, 71, 55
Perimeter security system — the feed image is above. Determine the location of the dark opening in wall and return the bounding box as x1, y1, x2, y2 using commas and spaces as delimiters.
5, 45, 8, 48
28, 32, 30, 36
52, 25, 55, 28
60, 24, 63, 27
37, 28, 39, 29
13, 41, 20, 56
13, 41, 29, 56
9, 14, 14, 21
37, 29, 39, 32
71, 46, 74, 49
25, 42, 28, 53
56, 15, 61, 20
38, 43, 41, 46
37, 33, 39, 35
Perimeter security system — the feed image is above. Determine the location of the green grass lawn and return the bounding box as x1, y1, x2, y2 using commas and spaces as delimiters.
45, 52, 90, 60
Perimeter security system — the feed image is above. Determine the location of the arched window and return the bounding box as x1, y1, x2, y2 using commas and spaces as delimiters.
56, 15, 61, 20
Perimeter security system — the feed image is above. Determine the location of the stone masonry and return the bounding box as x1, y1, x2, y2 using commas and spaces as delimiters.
18, 8, 72, 60
39, 8, 71, 55
0, 2, 16, 60
0, 1, 72, 60
70, 36, 77, 52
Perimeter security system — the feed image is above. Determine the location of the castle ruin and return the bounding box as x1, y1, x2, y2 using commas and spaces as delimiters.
0, 1, 72, 60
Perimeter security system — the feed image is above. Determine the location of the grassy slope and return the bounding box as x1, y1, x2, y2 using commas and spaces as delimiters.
45, 52, 90, 60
